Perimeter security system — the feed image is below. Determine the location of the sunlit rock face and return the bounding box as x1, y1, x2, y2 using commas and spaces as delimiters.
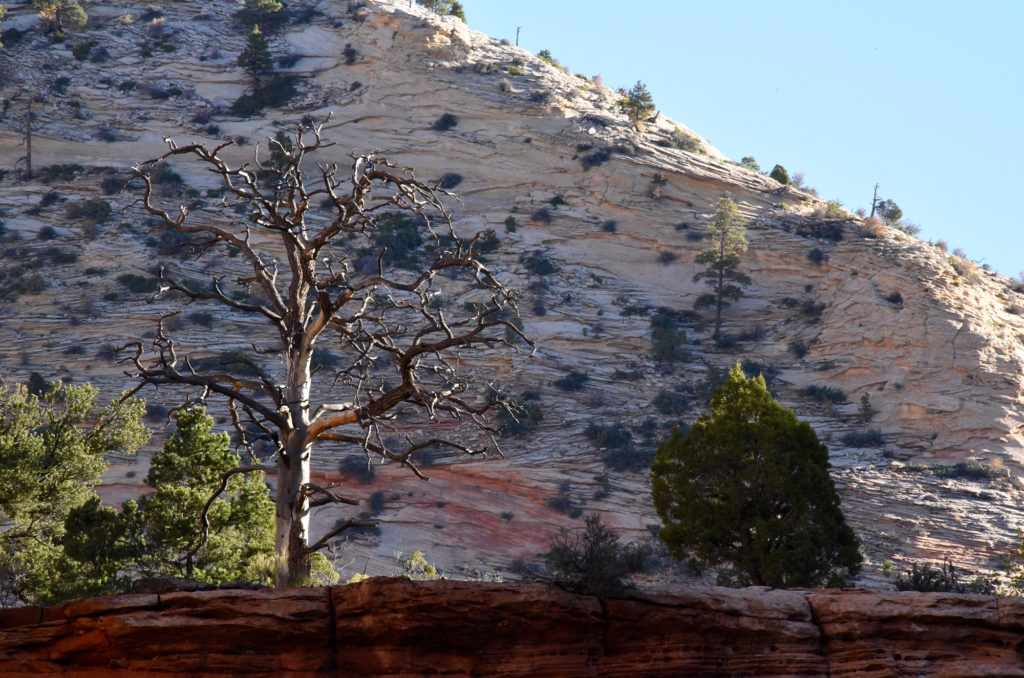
0, 0, 1022, 584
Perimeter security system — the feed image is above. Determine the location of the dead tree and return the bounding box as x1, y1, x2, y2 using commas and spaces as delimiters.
124, 118, 528, 585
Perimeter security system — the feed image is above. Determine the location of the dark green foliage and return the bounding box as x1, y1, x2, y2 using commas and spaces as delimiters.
693, 197, 749, 339
651, 365, 862, 587
794, 219, 845, 241
521, 251, 557, 276
237, 25, 274, 83
933, 459, 1003, 481
467, 228, 499, 255
661, 127, 703, 153
617, 80, 655, 127
71, 40, 94, 61
339, 454, 376, 483
342, 43, 358, 64
585, 423, 654, 472
27, 372, 48, 396
431, 113, 459, 131
0, 382, 148, 605
149, 163, 185, 191
884, 291, 903, 305
553, 371, 589, 391
894, 559, 995, 594
874, 198, 903, 225
739, 156, 760, 172
2, 27, 25, 47
769, 164, 790, 184
188, 311, 216, 327
439, 172, 462, 189
498, 394, 542, 437
531, 207, 552, 224
585, 422, 632, 449
117, 273, 159, 294
789, 340, 809, 358
237, 0, 286, 29
129, 407, 275, 584
372, 212, 425, 265
66, 197, 112, 223
808, 247, 827, 265
651, 327, 688, 362
37, 163, 84, 183
192, 349, 263, 378
546, 483, 582, 519
652, 389, 689, 416
841, 429, 883, 447
33, 0, 89, 34
415, 0, 465, 21
801, 299, 825, 318
101, 175, 127, 195
857, 393, 875, 422
503, 216, 517, 232
47, 247, 78, 265
229, 75, 298, 117
601, 220, 617, 233
543, 514, 646, 596
740, 360, 779, 385
37, 225, 58, 240
579, 147, 612, 170
802, 385, 846, 404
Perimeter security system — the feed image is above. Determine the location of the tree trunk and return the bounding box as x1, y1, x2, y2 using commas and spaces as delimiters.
276, 431, 311, 586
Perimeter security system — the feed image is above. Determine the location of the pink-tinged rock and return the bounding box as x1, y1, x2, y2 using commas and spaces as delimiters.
601, 587, 827, 676
808, 590, 1024, 677
332, 578, 606, 677
7, 582, 1024, 676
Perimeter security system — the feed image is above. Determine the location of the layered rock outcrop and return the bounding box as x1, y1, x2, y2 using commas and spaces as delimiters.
3, 580, 1024, 677
1, 0, 1023, 583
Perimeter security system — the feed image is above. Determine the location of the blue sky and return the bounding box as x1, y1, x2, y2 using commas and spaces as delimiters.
465, 1, 1022, 278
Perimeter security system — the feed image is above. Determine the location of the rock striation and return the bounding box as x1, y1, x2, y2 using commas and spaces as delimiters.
3, 580, 1024, 677
0, 0, 1023, 583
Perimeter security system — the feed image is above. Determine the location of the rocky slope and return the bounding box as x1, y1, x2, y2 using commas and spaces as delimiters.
4, 579, 1024, 677
1, 0, 1024, 585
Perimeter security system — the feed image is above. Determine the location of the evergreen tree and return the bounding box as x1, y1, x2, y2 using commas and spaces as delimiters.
0, 382, 148, 605
617, 80, 656, 128
693, 196, 750, 339
32, 0, 89, 35
0, 386, 277, 604
739, 156, 760, 172
415, 0, 466, 21
650, 365, 862, 587
874, 198, 903, 225
769, 164, 790, 185
237, 25, 274, 87
239, 0, 285, 29
135, 407, 275, 584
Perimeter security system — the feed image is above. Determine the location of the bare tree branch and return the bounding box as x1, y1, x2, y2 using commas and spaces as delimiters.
124, 118, 530, 584
304, 518, 379, 556
182, 464, 275, 574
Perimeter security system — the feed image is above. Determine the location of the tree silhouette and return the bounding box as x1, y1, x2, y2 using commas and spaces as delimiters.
693, 196, 750, 340
124, 117, 527, 584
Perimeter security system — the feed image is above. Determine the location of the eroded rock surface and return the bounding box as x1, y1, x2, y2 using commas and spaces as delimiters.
3, 581, 1024, 677
0, 0, 1023, 583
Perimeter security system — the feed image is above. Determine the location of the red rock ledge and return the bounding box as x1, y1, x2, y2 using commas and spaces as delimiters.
1, 578, 1022, 677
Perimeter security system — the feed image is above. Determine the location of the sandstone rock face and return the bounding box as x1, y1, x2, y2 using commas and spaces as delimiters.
1, 0, 1023, 583
3, 581, 1024, 677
